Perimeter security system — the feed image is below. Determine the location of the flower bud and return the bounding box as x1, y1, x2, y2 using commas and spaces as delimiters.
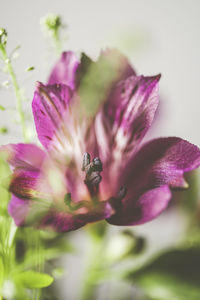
0, 28, 7, 45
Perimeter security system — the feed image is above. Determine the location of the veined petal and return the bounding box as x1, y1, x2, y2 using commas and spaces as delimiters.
32, 81, 98, 175
96, 75, 160, 198
95, 75, 160, 166
10, 169, 40, 199
107, 137, 200, 225
9, 166, 53, 202
48, 51, 79, 90
32, 82, 73, 150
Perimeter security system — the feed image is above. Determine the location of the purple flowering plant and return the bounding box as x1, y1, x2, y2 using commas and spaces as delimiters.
2, 49, 200, 232
1, 14, 200, 300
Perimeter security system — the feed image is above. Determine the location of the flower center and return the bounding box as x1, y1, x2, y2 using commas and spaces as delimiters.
82, 152, 102, 197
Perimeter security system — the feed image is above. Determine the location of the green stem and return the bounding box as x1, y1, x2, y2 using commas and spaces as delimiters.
52, 30, 62, 55
80, 229, 104, 300
0, 43, 28, 142
34, 231, 43, 300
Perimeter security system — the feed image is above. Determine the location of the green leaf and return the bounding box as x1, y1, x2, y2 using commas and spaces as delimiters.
0, 105, 5, 111
25, 66, 35, 72
78, 50, 130, 117
15, 271, 54, 288
136, 272, 200, 300
127, 248, 200, 300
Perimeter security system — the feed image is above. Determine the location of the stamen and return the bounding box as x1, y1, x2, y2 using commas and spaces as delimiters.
93, 157, 103, 172
82, 152, 90, 171
109, 186, 127, 211
64, 193, 86, 211
82, 153, 103, 197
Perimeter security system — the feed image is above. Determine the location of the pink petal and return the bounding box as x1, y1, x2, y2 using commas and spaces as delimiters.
48, 51, 79, 90
96, 75, 160, 198
10, 169, 40, 199
107, 137, 200, 225
0, 143, 46, 170
40, 200, 113, 232
95, 75, 160, 165
107, 185, 171, 225
32, 82, 72, 150
8, 195, 30, 226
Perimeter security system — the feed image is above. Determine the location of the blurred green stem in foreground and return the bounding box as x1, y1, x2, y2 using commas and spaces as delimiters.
0, 28, 28, 142
80, 223, 106, 300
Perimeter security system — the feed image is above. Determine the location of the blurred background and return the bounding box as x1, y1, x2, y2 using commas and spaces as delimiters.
1, 1, 200, 299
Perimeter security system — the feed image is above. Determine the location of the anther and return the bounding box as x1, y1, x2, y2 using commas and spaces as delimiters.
82, 152, 90, 171
88, 172, 102, 187
93, 157, 103, 172
82, 153, 103, 196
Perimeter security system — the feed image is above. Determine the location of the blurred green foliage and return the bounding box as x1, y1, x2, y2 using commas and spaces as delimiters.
78, 50, 130, 117
126, 248, 200, 300
0, 155, 74, 299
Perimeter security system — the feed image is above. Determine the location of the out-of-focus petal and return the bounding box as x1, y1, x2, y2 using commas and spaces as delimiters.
32, 82, 72, 150
107, 137, 200, 225
0, 143, 46, 170
8, 194, 51, 227
9, 169, 40, 200
9, 194, 113, 232
40, 210, 86, 232
78, 49, 136, 118
40, 200, 113, 232
8, 195, 30, 226
47, 51, 79, 90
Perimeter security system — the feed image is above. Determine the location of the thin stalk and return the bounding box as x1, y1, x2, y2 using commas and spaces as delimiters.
52, 29, 62, 55
80, 230, 104, 300
0, 43, 28, 142
34, 231, 43, 300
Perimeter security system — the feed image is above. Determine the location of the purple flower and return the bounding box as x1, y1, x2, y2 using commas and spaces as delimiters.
2, 50, 200, 232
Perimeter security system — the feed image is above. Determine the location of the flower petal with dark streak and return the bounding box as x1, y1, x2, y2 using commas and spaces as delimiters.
95, 75, 160, 167
107, 185, 171, 225
10, 169, 40, 199
8, 195, 51, 227
32, 82, 73, 150
96, 75, 161, 199
48, 51, 79, 90
107, 137, 200, 225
